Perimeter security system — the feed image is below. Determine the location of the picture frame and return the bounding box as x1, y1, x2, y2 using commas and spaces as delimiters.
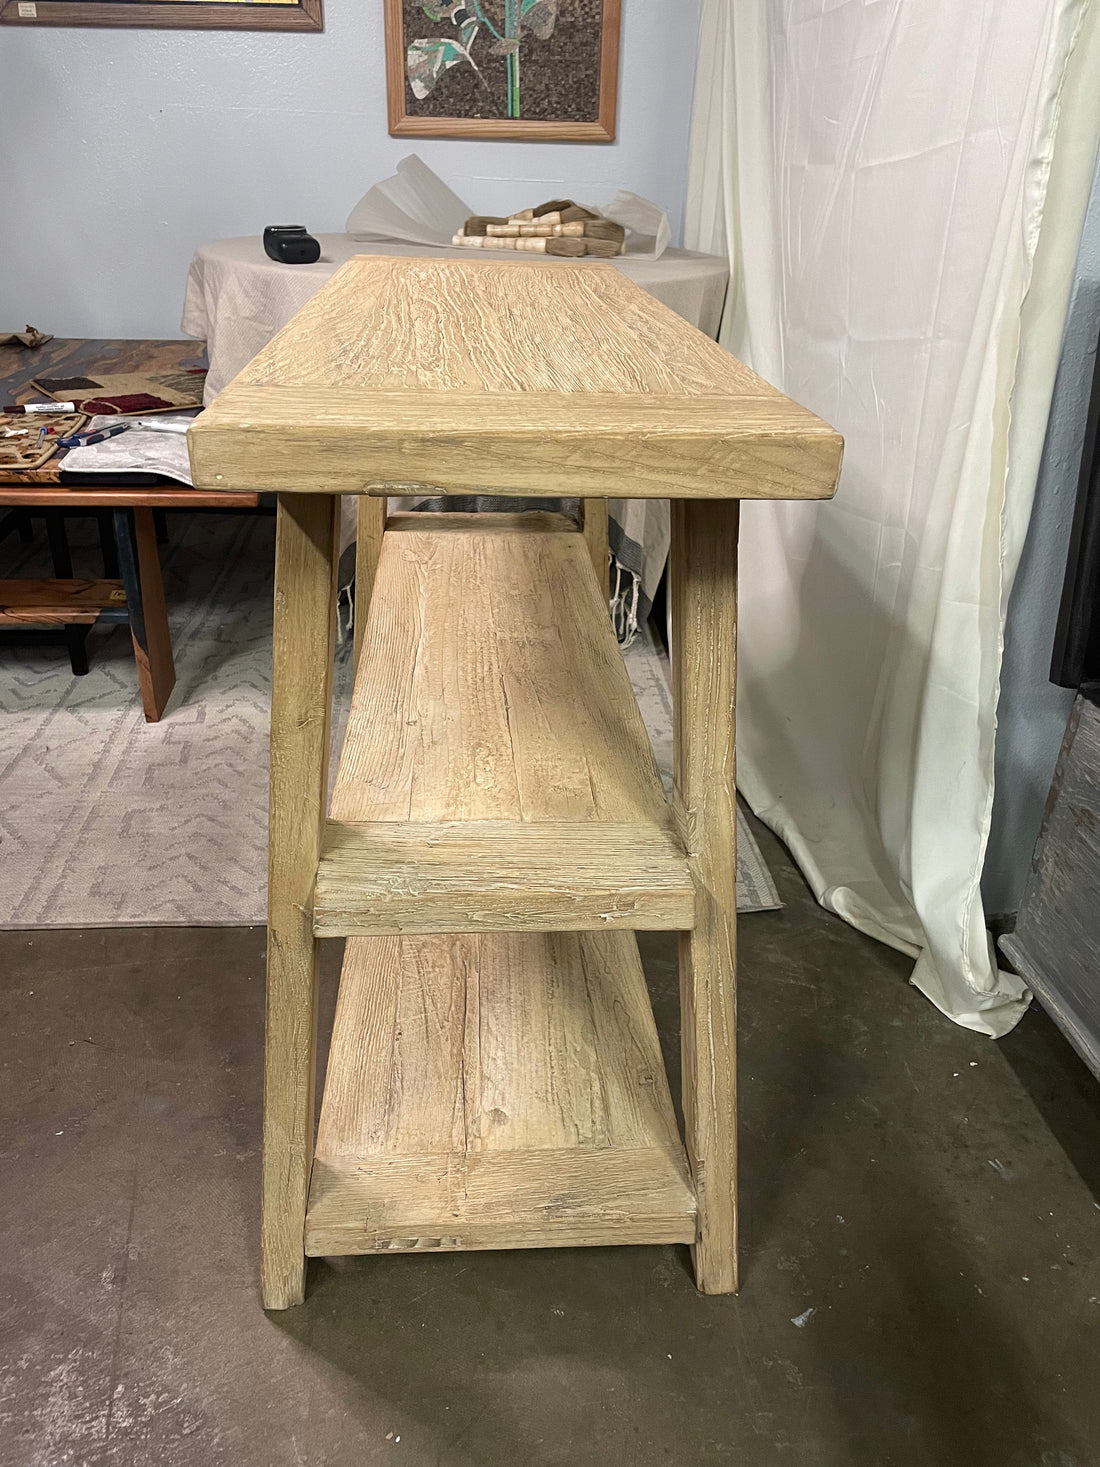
0, 0, 322, 30
385, 0, 621, 142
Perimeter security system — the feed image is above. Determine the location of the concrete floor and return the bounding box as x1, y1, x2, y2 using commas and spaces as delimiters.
2, 814, 1099, 1467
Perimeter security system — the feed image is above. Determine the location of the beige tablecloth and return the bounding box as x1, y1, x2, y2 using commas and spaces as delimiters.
181, 235, 730, 636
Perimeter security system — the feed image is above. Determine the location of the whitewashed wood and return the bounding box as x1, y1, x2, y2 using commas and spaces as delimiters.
582, 498, 610, 591
313, 821, 694, 934
263, 493, 339, 1310
329, 519, 675, 828
188, 256, 843, 501
305, 930, 695, 1255
352, 496, 385, 671
671, 499, 740, 1295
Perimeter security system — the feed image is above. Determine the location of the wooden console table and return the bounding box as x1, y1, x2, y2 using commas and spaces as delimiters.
189, 255, 842, 1310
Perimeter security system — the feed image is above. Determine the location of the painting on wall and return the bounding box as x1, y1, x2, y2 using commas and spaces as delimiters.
0, 0, 322, 29
385, 0, 621, 141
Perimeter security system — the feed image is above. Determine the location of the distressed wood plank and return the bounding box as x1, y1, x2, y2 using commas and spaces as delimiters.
313, 821, 694, 935
307, 931, 695, 1255
0, 578, 124, 622
352, 496, 385, 672
330, 520, 674, 828
671, 499, 740, 1295
262, 492, 339, 1310
188, 256, 843, 501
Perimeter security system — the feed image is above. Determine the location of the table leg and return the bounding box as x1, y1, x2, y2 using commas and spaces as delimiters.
582, 497, 610, 596
114, 508, 176, 722
263, 493, 339, 1309
44, 510, 74, 578
671, 499, 740, 1294
353, 496, 385, 672
44, 511, 92, 675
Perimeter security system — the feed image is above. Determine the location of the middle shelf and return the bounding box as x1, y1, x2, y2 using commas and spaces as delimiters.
313, 512, 695, 937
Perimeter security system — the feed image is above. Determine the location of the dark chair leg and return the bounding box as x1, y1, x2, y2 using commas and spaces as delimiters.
97, 510, 120, 578
64, 624, 90, 676
45, 510, 74, 578
0, 509, 34, 547
153, 509, 169, 545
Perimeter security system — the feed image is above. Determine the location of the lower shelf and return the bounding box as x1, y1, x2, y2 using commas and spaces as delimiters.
306, 929, 696, 1257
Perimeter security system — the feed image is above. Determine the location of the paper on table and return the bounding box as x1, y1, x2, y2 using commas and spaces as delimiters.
60, 414, 197, 484
346, 154, 472, 247
598, 191, 671, 259
345, 155, 671, 259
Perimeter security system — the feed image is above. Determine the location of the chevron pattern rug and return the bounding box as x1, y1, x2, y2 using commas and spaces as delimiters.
0, 512, 779, 928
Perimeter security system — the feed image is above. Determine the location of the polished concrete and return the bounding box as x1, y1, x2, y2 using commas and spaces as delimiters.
2, 815, 1099, 1467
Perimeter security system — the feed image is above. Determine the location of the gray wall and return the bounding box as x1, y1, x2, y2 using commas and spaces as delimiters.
0, 0, 701, 339
984, 157, 1100, 917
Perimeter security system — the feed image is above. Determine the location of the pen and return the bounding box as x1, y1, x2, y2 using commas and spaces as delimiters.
57, 423, 131, 449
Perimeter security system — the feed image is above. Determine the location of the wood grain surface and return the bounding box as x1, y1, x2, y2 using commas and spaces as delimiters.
314, 821, 693, 935
0, 577, 124, 623
320, 514, 689, 934
188, 256, 843, 500
671, 500, 741, 1294
330, 516, 674, 826
262, 493, 339, 1310
305, 929, 695, 1255
0, 1, 322, 30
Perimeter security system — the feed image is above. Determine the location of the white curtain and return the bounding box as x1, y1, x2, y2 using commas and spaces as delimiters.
686, 0, 1100, 1035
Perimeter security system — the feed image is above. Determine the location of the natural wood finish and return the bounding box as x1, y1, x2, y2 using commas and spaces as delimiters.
188, 256, 844, 501
352, 496, 385, 671
383, 0, 619, 143
0, 486, 259, 508
0, 0, 322, 30
262, 493, 339, 1310
305, 929, 695, 1255
0, 577, 124, 623
329, 517, 674, 826
582, 497, 610, 591
313, 821, 693, 935
321, 516, 687, 933
671, 499, 740, 1295
127, 508, 176, 722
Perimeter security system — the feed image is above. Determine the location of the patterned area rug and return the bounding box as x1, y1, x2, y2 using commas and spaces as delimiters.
0, 513, 779, 927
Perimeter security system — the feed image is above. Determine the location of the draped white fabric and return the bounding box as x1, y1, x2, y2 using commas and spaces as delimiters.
686, 0, 1100, 1034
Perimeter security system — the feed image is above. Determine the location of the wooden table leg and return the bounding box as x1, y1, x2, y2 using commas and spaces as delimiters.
353, 495, 385, 672
114, 508, 176, 722
671, 499, 740, 1294
263, 492, 339, 1309
582, 497, 610, 595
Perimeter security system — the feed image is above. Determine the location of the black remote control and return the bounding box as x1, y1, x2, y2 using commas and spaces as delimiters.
263, 226, 321, 265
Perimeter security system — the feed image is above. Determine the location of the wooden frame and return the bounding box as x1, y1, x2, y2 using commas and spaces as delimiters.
0, 0, 322, 30
384, 0, 620, 142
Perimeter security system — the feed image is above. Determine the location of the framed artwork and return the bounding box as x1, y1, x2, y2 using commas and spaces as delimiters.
385, 0, 621, 142
0, 0, 322, 29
